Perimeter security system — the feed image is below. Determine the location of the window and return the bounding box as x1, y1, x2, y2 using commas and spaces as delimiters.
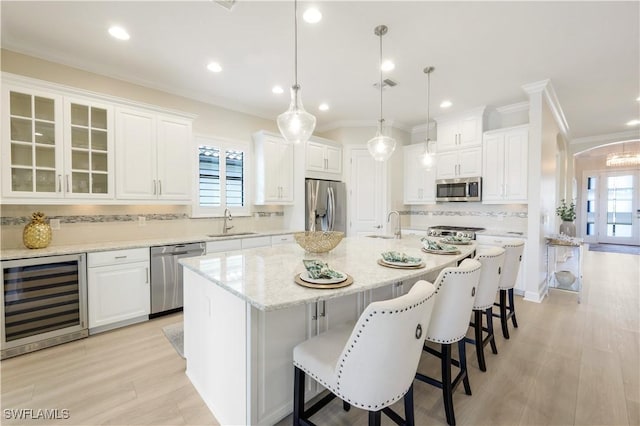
192, 136, 249, 217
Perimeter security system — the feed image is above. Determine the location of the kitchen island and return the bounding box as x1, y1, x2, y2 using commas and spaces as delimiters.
180, 235, 477, 425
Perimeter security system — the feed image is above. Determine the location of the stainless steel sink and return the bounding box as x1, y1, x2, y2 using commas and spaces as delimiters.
366, 235, 395, 239
206, 232, 258, 238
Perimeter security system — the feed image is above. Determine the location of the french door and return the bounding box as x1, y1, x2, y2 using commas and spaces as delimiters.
584, 170, 639, 245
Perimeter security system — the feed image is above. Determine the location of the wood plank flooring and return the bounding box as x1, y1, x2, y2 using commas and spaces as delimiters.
1, 249, 638, 425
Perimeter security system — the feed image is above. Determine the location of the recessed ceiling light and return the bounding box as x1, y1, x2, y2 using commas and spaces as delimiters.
318, 103, 329, 111
207, 62, 222, 73
440, 100, 453, 108
108, 26, 130, 41
272, 85, 284, 94
303, 8, 322, 24
381, 60, 395, 72
626, 119, 640, 126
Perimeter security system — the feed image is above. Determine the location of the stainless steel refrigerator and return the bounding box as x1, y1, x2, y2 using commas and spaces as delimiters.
305, 179, 347, 233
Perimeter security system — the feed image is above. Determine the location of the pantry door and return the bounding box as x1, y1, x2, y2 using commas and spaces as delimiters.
346, 147, 386, 237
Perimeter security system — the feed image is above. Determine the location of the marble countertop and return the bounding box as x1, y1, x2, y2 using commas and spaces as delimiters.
180, 235, 477, 312
0, 230, 297, 261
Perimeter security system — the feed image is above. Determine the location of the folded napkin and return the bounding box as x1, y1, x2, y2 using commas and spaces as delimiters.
420, 238, 456, 251
442, 235, 471, 243
303, 260, 344, 280
381, 251, 422, 264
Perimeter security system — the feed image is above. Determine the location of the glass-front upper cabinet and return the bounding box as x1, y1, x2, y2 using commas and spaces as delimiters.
63, 98, 114, 198
1, 86, 64, 197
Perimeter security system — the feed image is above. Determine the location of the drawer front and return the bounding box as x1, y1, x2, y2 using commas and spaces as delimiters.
242, 236, 272, 249
271, 234, 294, 245
206, 239, 242, 254
88, 248, 150, 267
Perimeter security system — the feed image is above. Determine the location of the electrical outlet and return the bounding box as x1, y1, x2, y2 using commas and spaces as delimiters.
138, 216, 146, 226
50, 219, 61, 230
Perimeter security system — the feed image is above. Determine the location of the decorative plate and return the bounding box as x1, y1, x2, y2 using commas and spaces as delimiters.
299, 270, 347, 285
377, 259, 426, 269
295, 274, 353, 289
421, 247, 461, 255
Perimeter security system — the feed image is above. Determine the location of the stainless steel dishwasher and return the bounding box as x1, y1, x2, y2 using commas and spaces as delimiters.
150, 242, 205, 317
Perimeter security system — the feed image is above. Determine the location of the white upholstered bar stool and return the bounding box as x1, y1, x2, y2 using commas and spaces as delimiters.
293, 280, 437, 426
415, 258, 482, 426
465, 246, 505, 372
492, 240, 525, 339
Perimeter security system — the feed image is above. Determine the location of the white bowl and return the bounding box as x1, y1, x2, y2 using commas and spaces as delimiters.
555, 270, 576, 286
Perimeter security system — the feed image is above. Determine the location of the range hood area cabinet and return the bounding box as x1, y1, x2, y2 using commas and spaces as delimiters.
482, 125, 529, 204
305, 136, 342, 180
115, 108, 193, 202
403, 143, 436, 204
253, 131, 294, 205
435, 107, 485, 180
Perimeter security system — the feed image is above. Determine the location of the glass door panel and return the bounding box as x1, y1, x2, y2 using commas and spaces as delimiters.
598, 172, 639, 245
585, 175, 597, 237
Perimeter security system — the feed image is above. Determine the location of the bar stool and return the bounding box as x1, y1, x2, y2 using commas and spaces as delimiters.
492, 240, 525, 339
465, 246, 505, 372
293, 280, 437, 426
415, 258, 482, 426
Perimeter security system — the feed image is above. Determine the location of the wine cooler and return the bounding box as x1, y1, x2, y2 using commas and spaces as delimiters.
1, 253, 88, 359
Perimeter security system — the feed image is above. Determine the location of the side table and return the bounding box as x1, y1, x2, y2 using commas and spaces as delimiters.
545, 236, 583, 303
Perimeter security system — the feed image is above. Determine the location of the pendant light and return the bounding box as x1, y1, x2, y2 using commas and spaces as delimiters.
367, 25, 396, 162
277, 0, 316, 144
421, 66, 436, 170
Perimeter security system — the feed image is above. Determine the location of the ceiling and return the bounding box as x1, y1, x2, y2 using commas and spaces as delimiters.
2, 1, 639, 140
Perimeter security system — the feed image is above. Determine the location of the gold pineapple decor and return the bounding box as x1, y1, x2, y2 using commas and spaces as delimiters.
23, 211, 52, 249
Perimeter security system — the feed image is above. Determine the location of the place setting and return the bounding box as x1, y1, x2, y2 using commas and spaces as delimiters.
420, 238, 461, 255
439, 233, 473, 245
377, 251, 426, 269
294, 259, 354, 289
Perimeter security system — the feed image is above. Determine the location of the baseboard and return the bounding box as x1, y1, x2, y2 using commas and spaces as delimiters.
89, 315, 148, 335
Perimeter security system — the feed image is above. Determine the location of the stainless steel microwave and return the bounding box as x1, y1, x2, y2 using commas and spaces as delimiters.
436, 177, 482, 202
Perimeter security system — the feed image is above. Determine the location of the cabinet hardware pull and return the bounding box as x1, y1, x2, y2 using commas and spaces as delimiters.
312, 303, 318, 320
115, 255, 127, 259
319, 301, 326, 317
66, 175, 70, 192
57, 174, 62, 192
158, 180, 162, 196
153, 180, 157, 195
146, 267, 149, 284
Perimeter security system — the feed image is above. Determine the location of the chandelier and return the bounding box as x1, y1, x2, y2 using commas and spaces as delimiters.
606, 151, 640, 167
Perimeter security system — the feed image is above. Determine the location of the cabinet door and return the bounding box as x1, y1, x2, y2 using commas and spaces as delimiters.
115, 108, 157, 199
482, 133, 504, 202
64, 98, 114, 199
458, 114, 482, 147
503, 129, 528, 202
305, 141, 326, 173
458, 147, 482, 177
88, 261, 150, 329
2, 86, 64, 198
435, 121, 458, 152
404, 144, 435, 204
435, 151, 458, 180
206, 239, 242, 254
241, 236, 271, 249
156, 116, 192, 201
261, 136, 285, 202
325, 145, 342, 175
278, 142, 295, 202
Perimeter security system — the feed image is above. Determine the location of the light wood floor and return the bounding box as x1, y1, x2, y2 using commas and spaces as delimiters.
1, 250, 638, 426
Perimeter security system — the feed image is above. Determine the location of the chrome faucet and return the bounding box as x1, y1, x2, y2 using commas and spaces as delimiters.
223, 208, 234, 234
387, 210, 402, 239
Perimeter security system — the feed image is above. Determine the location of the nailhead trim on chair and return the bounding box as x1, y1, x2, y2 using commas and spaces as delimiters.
293, 290, 437, 411
425, 267, 478, 344
498, 242, 524, 290
473, 251, 504, 310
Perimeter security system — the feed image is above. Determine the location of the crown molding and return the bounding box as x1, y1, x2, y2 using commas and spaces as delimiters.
410, 122, 437, 134
522, 79, 569, 137
496, 101, 529, 114
316, 119, 411, 133
570, 129, 640, 146
433, 105, 487, 123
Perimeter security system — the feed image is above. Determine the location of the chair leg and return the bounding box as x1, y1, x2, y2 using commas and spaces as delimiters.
457, 339, 472, 396
473, 309, 486, 372
499, 290, 510, 339
508, 288, 518, 328
293, 367, 305, 426
486, 307, 498, 354
404, 383, 415, 426
343, 401, 351, 412
368, 410, 381, 426
441, 343, 456, 426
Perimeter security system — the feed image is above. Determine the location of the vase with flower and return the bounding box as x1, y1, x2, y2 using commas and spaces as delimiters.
556, 199, 577, 237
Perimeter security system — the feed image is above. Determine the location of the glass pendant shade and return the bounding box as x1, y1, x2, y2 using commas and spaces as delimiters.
421, 150, 435, 170
367, 124, 396, 162
277, 85, 316, 144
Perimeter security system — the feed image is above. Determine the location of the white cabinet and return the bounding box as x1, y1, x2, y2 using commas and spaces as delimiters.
115, 107, 192, 202
253, 131, 294, 205
2, 83, 115, 201
206, 239, 242, 254
482, 125, 529, 204
305, 137, 342, 179
87, 248, 150, 333
403, 143, 436, 204
271, 234, 295, 245
476, 234, 526, 293
435, 108, 485, 152
241, 236, 272, 249
436, 146, 482, 179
